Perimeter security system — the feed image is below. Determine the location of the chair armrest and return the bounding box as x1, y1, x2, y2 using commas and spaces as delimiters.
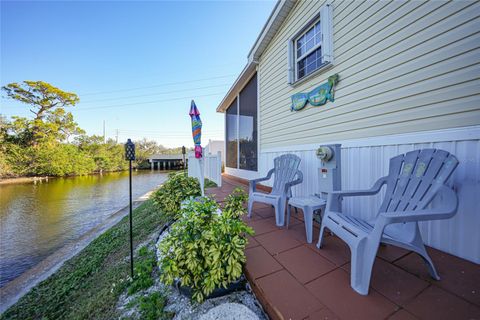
249, 168, 275, 193
332, 176, 388, 197
326, 177, 388, 212
379, 186, 459, 224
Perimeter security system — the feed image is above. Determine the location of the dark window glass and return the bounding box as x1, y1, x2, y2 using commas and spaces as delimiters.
225, 98, 238, 168
297, 47, 322, 79
239, 74, 258, 171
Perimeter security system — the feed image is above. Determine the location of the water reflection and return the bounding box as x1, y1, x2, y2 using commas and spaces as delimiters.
0, 171, 167, 287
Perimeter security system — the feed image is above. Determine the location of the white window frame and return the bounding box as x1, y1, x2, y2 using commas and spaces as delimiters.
288, 3, 334, 85
294, 19, 321, 80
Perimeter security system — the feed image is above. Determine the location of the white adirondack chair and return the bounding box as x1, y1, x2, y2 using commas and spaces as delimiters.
317, 149, 459, 295
248, 154, 303, 226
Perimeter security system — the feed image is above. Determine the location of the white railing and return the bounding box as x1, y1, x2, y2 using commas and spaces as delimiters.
204, 151, 222, 187
188, 151, 222, 189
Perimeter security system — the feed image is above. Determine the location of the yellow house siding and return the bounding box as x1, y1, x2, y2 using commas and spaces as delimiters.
258, 0, 480, 149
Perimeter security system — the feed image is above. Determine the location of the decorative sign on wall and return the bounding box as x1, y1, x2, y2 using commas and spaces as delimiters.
290, 74, 339, 111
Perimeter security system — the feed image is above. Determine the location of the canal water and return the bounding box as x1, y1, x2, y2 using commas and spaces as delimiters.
0, 171, 168, 287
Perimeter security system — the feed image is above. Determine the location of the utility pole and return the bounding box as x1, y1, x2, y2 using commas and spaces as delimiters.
115, 129, 119, 143
103, 120, 106, 144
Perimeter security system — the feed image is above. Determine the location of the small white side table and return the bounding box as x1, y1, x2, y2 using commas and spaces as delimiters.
287, 196, 326, 243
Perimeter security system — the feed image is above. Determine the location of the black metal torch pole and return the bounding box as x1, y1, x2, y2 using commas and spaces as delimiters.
125, 138, 135, 279
183, 154, 186, 176
129, 159, 134, 278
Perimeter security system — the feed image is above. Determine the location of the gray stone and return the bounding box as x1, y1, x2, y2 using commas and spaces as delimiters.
199, 303, 260, 320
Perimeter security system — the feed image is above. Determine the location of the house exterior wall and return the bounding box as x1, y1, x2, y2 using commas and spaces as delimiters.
258, 0, 480, 149
204, 140, 225, 164
226, 1, 480, 263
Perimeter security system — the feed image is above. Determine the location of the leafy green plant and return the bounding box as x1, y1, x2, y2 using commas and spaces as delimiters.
137, 292, 173, 320
158, 189, 254, 302
222, 187, 248, 218
152, 172, 201, 220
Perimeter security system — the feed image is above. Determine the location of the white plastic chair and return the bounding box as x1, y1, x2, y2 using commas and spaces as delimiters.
248, 154, 303, 226
317, 149, 459, 295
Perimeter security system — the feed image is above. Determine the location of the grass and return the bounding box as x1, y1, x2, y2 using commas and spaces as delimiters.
204, 178, 217, 188
122, 246, 174, 320
125, 292, 172, 320
1, 199, 169, 320
137, 292, 172, 320
128, 246, 157, 295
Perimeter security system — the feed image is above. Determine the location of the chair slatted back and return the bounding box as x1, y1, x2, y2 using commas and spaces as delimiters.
379, 149, 458, 213
271, 154, 301, 195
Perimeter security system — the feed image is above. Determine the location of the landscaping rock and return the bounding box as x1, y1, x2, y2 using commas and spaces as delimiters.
198, 303, 259, 320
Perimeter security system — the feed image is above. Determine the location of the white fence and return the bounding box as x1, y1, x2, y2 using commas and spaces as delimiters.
188, 151, 222, 188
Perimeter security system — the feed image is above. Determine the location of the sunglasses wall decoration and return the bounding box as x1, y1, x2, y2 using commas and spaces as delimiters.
290, 74, 339, 112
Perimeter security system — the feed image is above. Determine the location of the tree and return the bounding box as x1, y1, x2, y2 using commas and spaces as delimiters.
134, 138, 166, 167
74, 135, 127, 172
2, 81, 81, 145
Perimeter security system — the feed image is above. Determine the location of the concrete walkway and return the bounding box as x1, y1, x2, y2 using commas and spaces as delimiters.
207, 175, 480, 320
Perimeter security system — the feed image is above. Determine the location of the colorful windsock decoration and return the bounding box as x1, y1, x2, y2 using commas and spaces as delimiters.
189, 100, 202, 159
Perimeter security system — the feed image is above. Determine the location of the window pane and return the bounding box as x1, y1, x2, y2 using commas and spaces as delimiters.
239, 74, 258, 171
305, 38, 314, 52
297, 47, 322, 80
314, 21, 321, 45
298, 66, 305, 79
305, 27, 314, 42
296, 36, 305, 57
296, 36, 303, 50
315, 29, 321, 45
306, 51, 316, 65
316, 50, 322, 67
306, 61, 315, 74
297, 59, 305, 79
298, 59, 305, 70
225, 98, 238, 168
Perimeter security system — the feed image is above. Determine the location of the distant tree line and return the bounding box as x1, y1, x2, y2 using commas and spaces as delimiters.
0, 81, 185, 178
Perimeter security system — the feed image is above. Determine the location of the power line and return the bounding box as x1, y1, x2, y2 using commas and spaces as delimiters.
80, 83, 231, 104
115, 129, 224, 136
79, 74, 236, 96
116, 129, 223, 133
116, 133, 223, 138
111, 130, 224, 139
74, 92, 225, 111
0, 87, 228, 109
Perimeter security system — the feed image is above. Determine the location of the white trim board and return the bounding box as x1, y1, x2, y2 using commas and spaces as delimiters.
261, 125, 480, 153
225, 167, 259, 180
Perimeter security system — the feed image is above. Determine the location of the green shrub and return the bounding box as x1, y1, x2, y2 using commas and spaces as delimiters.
152, 173, 201, 220
221, 188, 248, 218
137, 292, 172, 320
204, 178, 217, 188
158, 188, 254, 302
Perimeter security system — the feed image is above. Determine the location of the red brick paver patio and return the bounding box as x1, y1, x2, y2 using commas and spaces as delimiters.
207, 175, 480, 320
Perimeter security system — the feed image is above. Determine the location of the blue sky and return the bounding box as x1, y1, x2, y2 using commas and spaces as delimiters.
0, 0, 275, 147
